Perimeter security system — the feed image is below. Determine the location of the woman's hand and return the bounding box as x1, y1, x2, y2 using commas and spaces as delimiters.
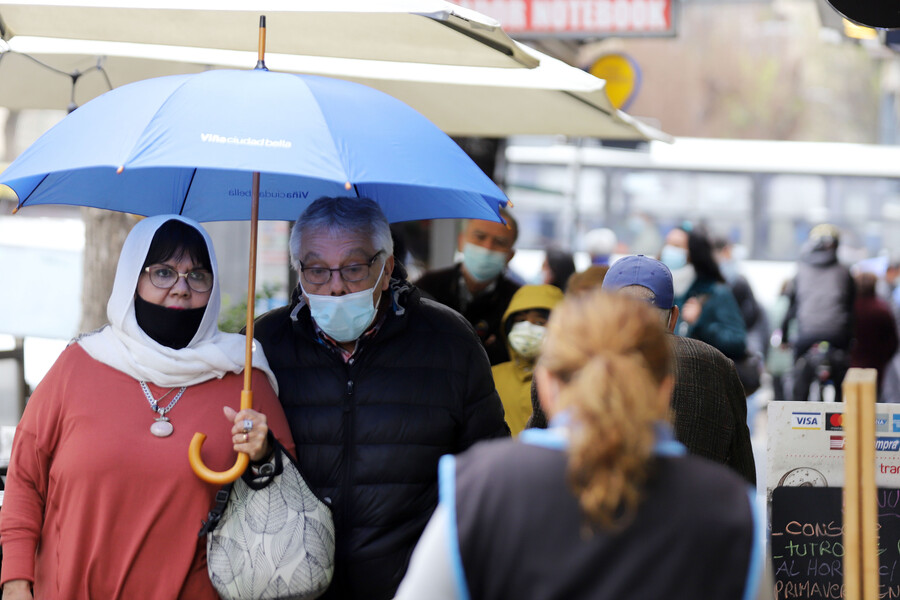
223, 406, 271, 462
680, 297, 703, 325
2, 580, 33, 599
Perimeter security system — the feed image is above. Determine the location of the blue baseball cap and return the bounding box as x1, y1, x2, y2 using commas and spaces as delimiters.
601, 255, 674, 309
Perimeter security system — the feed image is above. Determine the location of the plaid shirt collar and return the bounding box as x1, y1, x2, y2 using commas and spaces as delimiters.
312, 311, 386, 363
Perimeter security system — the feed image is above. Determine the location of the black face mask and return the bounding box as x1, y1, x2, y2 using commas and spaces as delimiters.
134, 295, 206, 349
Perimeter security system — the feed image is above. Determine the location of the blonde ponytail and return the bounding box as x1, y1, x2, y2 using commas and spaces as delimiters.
540, 292, 672, 528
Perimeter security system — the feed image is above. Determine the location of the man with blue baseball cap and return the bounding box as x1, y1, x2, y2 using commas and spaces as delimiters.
602, 254, 678, 325
601, 255, 756, 485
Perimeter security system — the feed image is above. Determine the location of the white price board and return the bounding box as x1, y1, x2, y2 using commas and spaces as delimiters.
767, 400, 900, 499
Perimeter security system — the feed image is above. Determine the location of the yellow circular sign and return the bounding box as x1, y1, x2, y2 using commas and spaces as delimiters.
589, 54, 641, 111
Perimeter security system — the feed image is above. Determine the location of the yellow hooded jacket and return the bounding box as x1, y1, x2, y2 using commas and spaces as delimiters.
491, 284, 565, 436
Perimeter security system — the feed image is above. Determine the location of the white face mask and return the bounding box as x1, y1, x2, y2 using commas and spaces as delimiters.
507, 321, 546, 359
301, 263, 386, 343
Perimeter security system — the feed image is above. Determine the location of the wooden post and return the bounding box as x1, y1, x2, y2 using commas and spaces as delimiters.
843, 367, 880, 600
858, 369, 879, 599
844, 369, 862, 600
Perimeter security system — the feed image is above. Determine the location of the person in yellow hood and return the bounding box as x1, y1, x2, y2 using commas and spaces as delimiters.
492, 284, 565, 435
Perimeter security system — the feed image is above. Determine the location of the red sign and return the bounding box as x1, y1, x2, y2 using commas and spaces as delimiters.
458, 0, 675, 37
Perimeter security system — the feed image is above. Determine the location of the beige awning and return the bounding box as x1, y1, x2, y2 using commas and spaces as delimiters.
0, 36, 669, 140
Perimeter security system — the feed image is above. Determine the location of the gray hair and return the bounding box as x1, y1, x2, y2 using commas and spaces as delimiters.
289, 196, 394, 270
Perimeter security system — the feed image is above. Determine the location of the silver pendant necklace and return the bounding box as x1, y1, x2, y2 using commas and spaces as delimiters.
139, 381, 187, 437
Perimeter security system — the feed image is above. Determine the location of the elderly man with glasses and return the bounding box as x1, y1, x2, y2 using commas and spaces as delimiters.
252, 196, 510, 600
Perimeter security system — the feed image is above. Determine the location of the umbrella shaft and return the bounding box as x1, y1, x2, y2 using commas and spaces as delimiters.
244, 172, 260, 394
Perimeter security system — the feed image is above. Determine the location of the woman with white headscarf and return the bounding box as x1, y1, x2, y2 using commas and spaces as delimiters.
0, 215, 294, 600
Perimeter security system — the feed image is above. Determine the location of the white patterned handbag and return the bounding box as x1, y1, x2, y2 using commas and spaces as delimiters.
200, 441, 335, 600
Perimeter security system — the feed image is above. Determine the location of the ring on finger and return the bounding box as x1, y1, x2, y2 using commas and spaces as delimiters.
242, 419, 253, 433
244, 432, 250, 443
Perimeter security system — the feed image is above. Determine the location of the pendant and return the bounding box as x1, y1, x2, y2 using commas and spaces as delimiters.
150, 416, 174, 438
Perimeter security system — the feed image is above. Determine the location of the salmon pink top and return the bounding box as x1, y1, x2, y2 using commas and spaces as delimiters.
0, 343, 295, 599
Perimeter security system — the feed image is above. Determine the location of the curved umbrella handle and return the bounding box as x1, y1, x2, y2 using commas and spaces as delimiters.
189, 389, 253, 484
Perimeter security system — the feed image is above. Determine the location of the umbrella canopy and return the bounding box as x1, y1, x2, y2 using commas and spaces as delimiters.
0, 36, 668, 140
0, 0, 538, 68
0, 68, 508, 223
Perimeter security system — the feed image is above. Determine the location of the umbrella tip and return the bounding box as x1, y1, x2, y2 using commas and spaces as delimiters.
344, 181, 352, 191
505, 199, 514, 208
116, 166, 124, 174
11, 205, 18, 215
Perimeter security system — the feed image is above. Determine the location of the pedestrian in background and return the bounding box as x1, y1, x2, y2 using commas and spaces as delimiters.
713, 235, 769, 360
491, 284, 565, 436
540, 248, 577, 291
583, 227, 618, 266
415, 210, 520, 365
601, 255, 756, 484
851, 271, 899, 396
394, 292, 765, 600
661, 226, 748, 363
782, 224, 854, 402
565, 264, 609, 295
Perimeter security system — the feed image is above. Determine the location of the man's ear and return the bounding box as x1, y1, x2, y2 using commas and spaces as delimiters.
505, 248, 516, 265
383, 255, 395, 290
457, 231, 466, 253
667, 305, 680, 333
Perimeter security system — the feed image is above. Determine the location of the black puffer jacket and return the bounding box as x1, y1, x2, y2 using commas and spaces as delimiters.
253, 279, 509, 600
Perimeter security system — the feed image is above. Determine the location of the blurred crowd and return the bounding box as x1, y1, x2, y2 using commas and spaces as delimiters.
403, 214, 900, 408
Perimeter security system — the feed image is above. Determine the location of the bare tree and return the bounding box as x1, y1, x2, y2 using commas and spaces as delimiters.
78, 208, 134, 333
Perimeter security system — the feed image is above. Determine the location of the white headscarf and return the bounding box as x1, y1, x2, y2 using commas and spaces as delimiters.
78, 214, 278, 392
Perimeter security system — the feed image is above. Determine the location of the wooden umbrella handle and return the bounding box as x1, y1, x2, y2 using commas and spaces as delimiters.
189, 390, 253, 484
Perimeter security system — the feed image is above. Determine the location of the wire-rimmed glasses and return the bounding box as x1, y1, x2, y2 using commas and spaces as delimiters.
300, 251, 384, 285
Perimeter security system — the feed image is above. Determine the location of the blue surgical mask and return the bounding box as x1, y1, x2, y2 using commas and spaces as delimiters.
462, 242, 508, 282
301, 263, 386, 343
660, 245, 688, 271
719, 259, 738, 282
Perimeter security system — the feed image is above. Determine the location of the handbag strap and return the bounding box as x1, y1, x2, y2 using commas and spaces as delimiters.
197, 435, 288, 537
198, 484, 233, 537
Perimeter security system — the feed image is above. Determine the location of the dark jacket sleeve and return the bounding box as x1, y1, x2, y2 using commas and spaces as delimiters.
457, 335, 511, 451
723, 358, 757, 486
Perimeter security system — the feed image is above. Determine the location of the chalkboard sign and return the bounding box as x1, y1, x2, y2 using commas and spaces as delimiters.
771, 487, 900, 598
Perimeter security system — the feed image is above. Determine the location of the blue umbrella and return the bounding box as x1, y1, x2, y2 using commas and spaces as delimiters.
0, 63, 509, 484
0, 68, 507, 223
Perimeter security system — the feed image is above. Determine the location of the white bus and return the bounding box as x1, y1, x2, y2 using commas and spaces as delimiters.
502, 135, 900, 306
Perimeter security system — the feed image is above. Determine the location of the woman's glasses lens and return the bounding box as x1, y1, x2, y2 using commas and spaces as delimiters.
146, 265, 213, 292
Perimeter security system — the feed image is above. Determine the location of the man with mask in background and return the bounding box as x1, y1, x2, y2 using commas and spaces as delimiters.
253, 196, 510, 600
415, 209, 520, 365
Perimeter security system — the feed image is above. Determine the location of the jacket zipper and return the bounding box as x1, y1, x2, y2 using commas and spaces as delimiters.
341, 374, 355, 558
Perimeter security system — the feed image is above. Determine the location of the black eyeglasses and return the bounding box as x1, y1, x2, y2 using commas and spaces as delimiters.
144, 264, 214, 293
299, 251, 384, 285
